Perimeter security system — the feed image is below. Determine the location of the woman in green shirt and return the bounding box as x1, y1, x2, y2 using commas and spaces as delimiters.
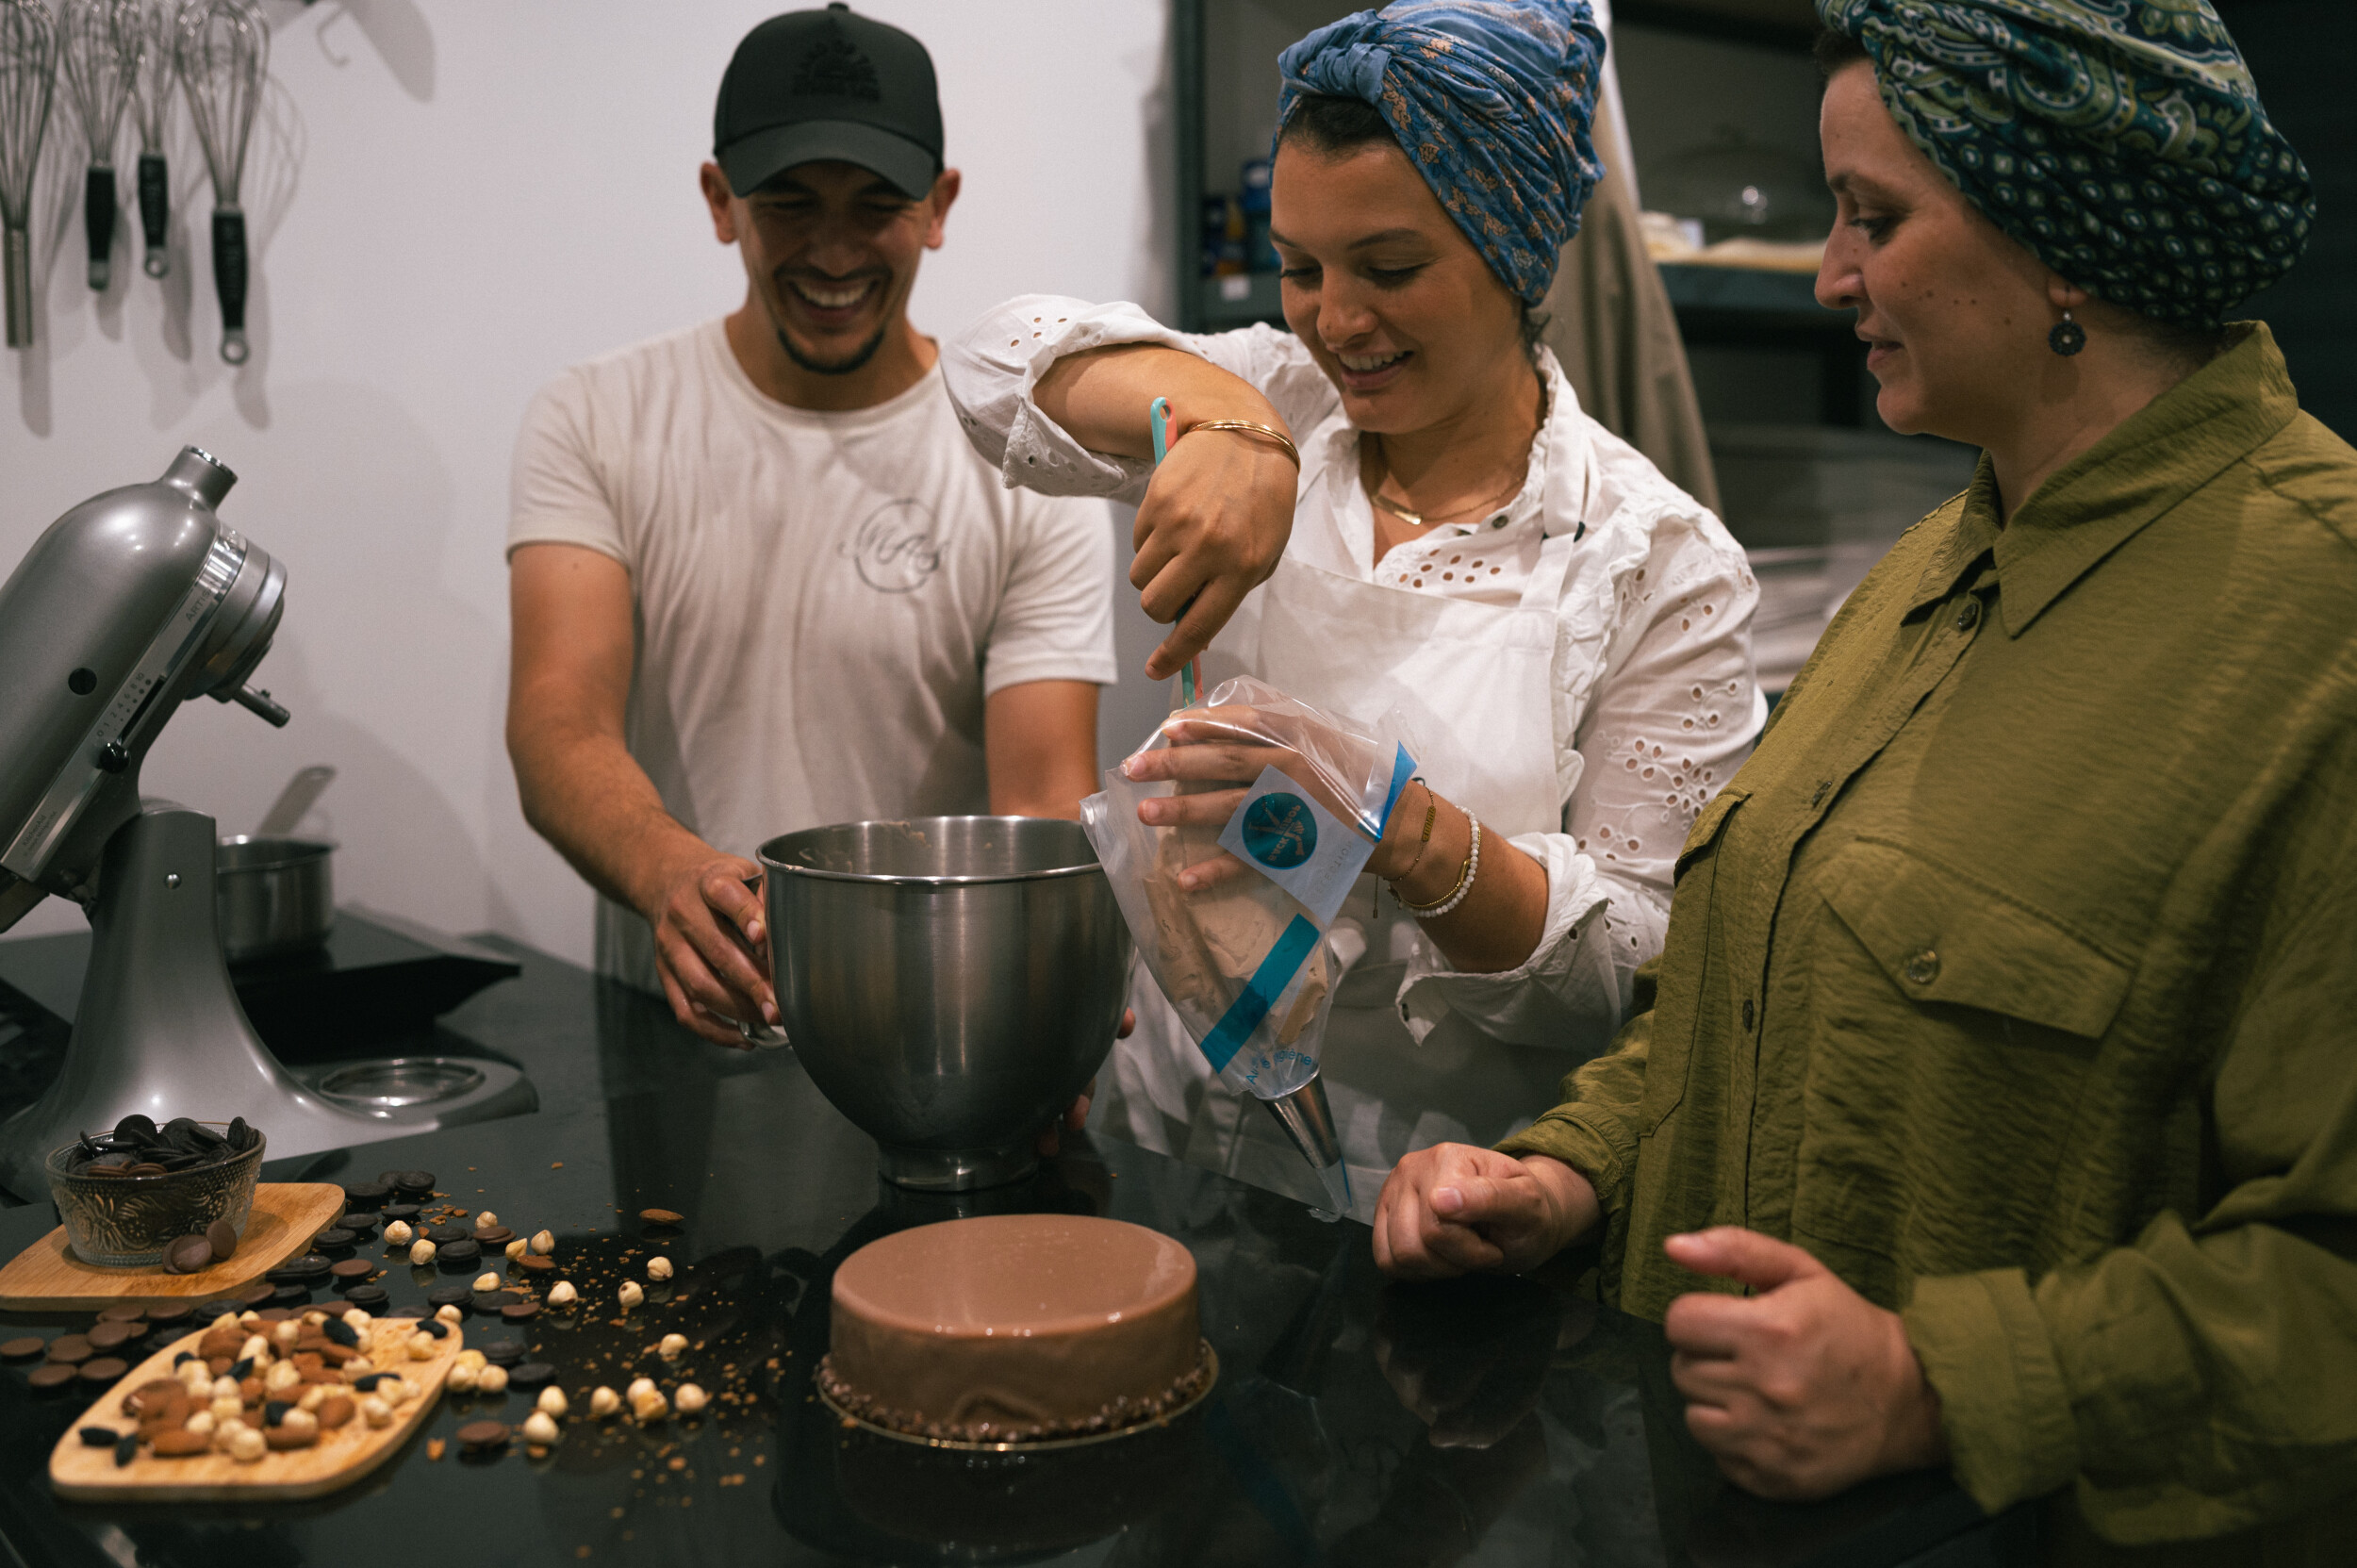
1374, 1, 2355, 1560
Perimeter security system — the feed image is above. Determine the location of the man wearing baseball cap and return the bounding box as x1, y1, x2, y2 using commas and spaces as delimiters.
503, 7, 1118, 1046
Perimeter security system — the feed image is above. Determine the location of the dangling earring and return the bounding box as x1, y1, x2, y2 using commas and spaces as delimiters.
2048, 308, 2086, 357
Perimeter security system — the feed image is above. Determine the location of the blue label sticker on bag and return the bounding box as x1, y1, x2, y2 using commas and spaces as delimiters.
1198, 914, 1321, 1074
1220, 766, 1371, 925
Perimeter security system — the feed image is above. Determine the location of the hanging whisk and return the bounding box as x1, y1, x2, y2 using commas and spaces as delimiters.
174, 0, 260, 364
58, 0, 139, 290
0, 0, 58, 348
127, 0, 172, 276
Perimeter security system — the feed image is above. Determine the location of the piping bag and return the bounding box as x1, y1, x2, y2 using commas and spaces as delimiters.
1086, 398, 1415, 1212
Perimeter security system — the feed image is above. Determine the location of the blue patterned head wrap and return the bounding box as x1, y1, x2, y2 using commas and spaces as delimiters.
1819, 0, 2313, 325
1275, 0, 1607, 306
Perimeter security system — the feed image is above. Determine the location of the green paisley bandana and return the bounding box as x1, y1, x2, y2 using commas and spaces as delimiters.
1819, 0, 2313, 324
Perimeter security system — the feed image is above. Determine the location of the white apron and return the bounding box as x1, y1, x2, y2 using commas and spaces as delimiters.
1096, 505, 1590, 1222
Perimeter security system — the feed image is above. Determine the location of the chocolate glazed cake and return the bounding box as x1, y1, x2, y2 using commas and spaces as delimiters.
819, 1214, 1211, 1443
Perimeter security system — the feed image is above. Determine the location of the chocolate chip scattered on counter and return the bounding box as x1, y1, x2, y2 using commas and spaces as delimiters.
455, 1420, 508, 1451
470, 1226, 513, 1247
339, 1209, 381, 1233
163, 1235, 212, 1274
266, 1255, 331, 1284
144, 1303, 192, 1326
45, 1335, 93, 1364
425, 1285, 471, 1310
380, 1203, 420, 1223
329, 1259, 375, 1282
27, 1364, 77, 1392
639, 1208, 684, 1226
77, 1357, 128, 1385
78, 1427, 118, 1447
515, 1254, 554, 1274
239, 1281, 276, 1307
95, 1304, 145, 1324
424, 1223, 470, 1246
271, 1284, 311, 1307
311, 1228, 356, 1252
0, 1338, 41, 1361
395, 1171, 437, 1196
480, 1340, 524, 1367
437, 1240, 480, 1268
206, 1216, 239, 1261
471, 1291, 522, 1312
500, 1302, 538, 1324
342, 1283, 388, 1308
508, 1362, 555, 1390
343, 1181, 392, 1206
85, 1322, 139, 1351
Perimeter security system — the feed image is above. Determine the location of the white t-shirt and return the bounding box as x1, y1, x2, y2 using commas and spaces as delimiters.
509, 319, 1118, 990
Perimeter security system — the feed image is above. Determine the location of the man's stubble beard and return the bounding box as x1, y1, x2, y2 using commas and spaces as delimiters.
777, 322, 890, 376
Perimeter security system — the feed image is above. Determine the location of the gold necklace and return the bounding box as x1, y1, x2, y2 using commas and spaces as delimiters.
1370, 470, 1526, 529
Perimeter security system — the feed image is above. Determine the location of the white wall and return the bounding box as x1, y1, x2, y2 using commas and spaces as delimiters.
2, 0, 1174, 965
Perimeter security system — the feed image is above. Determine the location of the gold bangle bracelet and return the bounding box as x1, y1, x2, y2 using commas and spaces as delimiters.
1184, 419, 1301, 470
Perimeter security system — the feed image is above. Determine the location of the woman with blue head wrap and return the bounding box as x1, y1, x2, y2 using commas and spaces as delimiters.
1378, 4, 2357, 1559
942, 1, 1762, 1222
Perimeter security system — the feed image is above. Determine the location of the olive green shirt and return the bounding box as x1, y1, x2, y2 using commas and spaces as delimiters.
1499, 325, 2357, 1550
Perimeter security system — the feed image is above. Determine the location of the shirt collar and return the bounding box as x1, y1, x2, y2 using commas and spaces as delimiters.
1996, 324, 2297, 636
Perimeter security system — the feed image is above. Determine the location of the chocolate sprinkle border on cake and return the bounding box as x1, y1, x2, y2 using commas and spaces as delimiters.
815, 1340, 1216, 1447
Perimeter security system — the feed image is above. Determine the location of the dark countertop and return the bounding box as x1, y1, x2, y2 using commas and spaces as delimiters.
0, 918, 2032, 1568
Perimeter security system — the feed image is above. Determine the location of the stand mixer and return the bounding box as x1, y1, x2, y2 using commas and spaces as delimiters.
0, 448, 451, 1198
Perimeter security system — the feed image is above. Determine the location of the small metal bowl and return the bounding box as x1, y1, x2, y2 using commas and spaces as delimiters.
45, 1126, 266, 1269
216, 835, 335, 962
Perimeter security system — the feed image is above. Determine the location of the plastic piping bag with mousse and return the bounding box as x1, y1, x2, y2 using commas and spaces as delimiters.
1081, 677, 1415, 1213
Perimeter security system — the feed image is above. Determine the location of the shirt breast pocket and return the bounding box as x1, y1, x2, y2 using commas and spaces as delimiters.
1818, 837, 2133, 1045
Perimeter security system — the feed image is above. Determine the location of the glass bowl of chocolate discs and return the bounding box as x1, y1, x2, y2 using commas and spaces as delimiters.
45, 1116, 266, 1269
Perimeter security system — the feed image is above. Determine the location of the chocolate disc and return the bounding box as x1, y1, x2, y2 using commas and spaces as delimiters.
144, 1303, 193, 1326
206, 1217, 239, 1261
76, 1357, 128, 1385
471, 1291, 522, 1312
95, 1304, 146, 1324
0, 1337, 45, 1360
330, 1259, 376, 1281
342, 1284, 388, 1308
470, 1227, 514, 1247
122, 1163, 167, 1178
342, 1181, 392, 1206
507, 1362, 555, 1390
455, 1420, 508, 1449
27, 1363, 77, 1391
395, 1170, 437, 1195
45, 1335, 93, 1364
239, 1281, 277, 1307
424, 1224, 470, 1246
425, 1285, 471, 1310
515, 1254, 554, 1273
639, 1208, 684, 1226
266, 1255, 330, 1284
271, 1283, 313, 1306
499, 1302, 539, 1323
164, 1234, 213, 1275
480, 1340, 525, 1367
85, 1322, 139, 1351
380, 1203, 421, 1222
338, 1210, 381, 1233
437, 1240, 481, 1268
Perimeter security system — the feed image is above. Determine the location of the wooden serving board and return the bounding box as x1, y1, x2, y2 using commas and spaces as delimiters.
0, 1183, 346, 1311
50, 1316, 463, 1501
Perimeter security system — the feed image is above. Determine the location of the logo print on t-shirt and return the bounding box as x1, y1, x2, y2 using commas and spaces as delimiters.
845, 499, 945, 593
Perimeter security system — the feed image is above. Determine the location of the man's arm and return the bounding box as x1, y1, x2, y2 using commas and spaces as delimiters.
505, 542, 775, 1046
984, 679, 1100, 819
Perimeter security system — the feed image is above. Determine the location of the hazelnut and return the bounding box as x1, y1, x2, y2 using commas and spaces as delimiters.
384, 1220, 414, 1245
625, 1378, 656, 1402
302, 1310, 328, 1325
209, 1395, 243, 1424
406, 1332, 437, 1362
239, 1334, 271, 1363
630, 1388, 668, 1423
536, 1386, 568, 1417
436, 1304, 464, 1326
448, 1363, 478, 1394
210, 1374, 239, 1402
184, 1410, 216, 1436
373, 1375, 408, 1405
456, 1349, 487, 1371
674, 1383, 708, 1415
646, 1256, 673, 1281
264, 1361, 303, 1393
589, 1386, 620, 1418
473, 1211, 499, 1230
342, 1309, 372, 1333
209, 1312, 241, 1334
618, 1280, 644, 1311
658, 1333, 687, 1362
530, 1230, 555, 1255
476, 1364, 509, 1395
280, 1407, 319, 1438
505, 1238, 528, 1262
297, 1384, 328, 1412
272, 1319, 302, 1346
546, 1280, 578, 1309
472, 1272, 501, 1293
521, 1410, 561, 1444
409, 1239, 437, 1266
230, 1426, 268, 1463
341, 1355, 376, 1380
360, 1395, 393, 1428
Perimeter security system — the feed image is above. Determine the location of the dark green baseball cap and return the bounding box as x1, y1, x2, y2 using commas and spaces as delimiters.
714, 4, 943, 199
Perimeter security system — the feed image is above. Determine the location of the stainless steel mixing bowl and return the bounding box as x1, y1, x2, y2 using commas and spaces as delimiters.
215, 835, 334, 961
759, 817, 1132, 1192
